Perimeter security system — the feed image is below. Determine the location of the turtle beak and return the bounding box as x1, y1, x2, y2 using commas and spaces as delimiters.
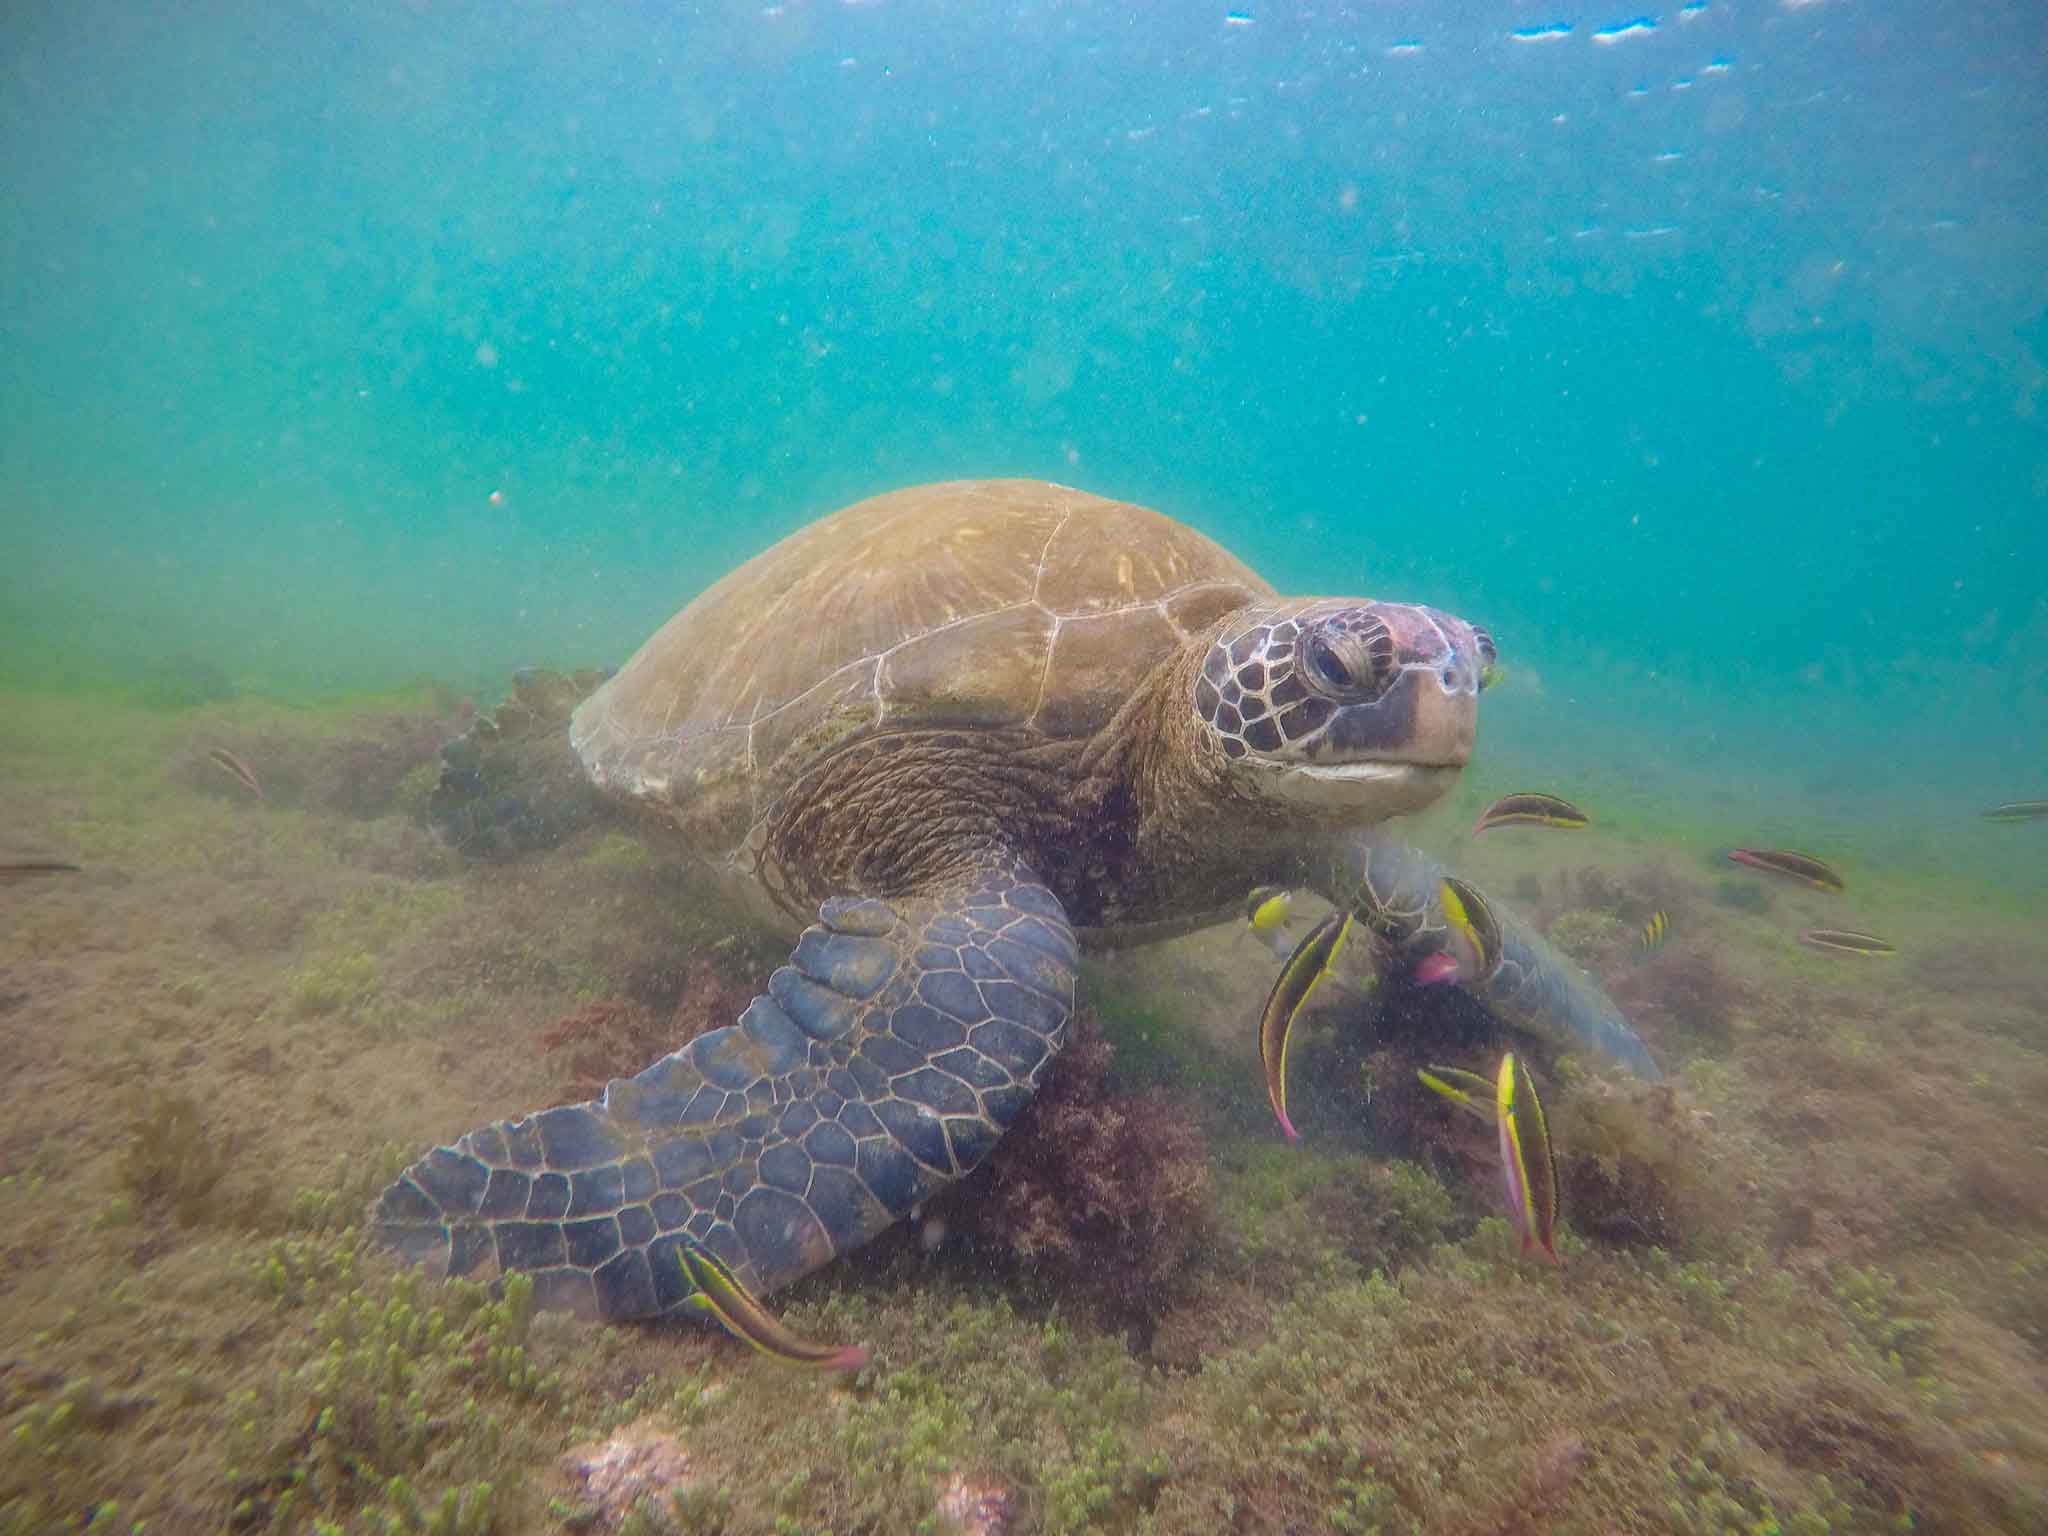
1199, 599, 1481, 816
1307, 604, 1480, 772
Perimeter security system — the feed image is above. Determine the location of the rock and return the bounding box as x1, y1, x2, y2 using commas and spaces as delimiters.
935, 1472, 1016, 1536
560, 1423, 696, 1530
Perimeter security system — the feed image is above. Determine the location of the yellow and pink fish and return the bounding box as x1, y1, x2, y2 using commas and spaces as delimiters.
1418, 1052, 1561, 1267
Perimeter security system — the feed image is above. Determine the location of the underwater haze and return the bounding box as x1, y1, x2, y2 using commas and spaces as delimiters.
7, 3, 2048, 1534
6, 0, 2047, 888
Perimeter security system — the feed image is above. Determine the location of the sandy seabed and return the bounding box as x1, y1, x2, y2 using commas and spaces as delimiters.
2, 685, 2044, 1535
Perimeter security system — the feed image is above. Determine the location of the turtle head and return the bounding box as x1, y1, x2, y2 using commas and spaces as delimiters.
1194, 600, 1494, 817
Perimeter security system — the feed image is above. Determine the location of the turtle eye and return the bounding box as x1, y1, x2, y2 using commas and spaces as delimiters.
1306, 635, 1352, 690
1302, 618, 1396, 700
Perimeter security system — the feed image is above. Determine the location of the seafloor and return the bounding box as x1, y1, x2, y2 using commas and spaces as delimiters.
2, 685, 2044, 1535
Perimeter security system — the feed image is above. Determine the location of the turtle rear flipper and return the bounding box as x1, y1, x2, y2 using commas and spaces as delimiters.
429, 667, 614, 858
375, 850, 1077, 1319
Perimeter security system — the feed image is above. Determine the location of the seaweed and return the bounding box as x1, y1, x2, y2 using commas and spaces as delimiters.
1545, 908, 1631, 969
1997, 1244, 2048, 1353
225, 1258, 559, 1533
1553, 1079, 1732, 1253
0, 1379, 153, 1536
1609, 941, 1756, 1055
540, 998, 669, 1104
1663, 1425, 1855, 1536
1831, 1266, 1937, 1384
116, 1082, 228, 1226
943, 1009, 1211, 1331
8, 683, 2048, 1533
665, 1289, 1165, 1534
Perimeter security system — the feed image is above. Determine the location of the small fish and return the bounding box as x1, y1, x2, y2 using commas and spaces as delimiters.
1416, 1064, 1496, 1123
1640, 910, 1670, 952
1726, 847, 1843, 893
1799, 928, 1897, 956
677, 1239, 869, 1372
1495, 1052, 1561, 1266
207, 747, 266, 801
1257, 910, 1354, 1143
1245, 885, 1295, 937
1980, 801, 2048, 823
1471, 792, 1590, 835
1438, 876, 1502, 979
0, 860, 83, 882
1417, 1053, 1560, 1266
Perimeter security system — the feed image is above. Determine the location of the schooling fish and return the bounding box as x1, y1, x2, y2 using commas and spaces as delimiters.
0, 860, 83, 882
1438, 876, 1502, 979
1640, 910, 1670, 953
1799, 928, 1897, 956
1257, 909, 1355, 1143
1980, 801, 2048, 823
677, 1239, 869, 1373
1417, 1052, 1560, 1266
207, 747, 266, 801
1471, 792, 1591, 835
1726, 847, 1844, 893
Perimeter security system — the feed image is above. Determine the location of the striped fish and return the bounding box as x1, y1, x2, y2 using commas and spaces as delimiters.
0, 860, 82, 882
1980, 801, 2048, 823
1496, 1053, 1561, 1266
1417, 1052, 1560, 1266
1799, 928, 1896, 956
1727, 847, 1844, 893
1439, 876, 1502, 979
207, 747, 266, 801
1257, 910, 1354, 1143
1471, 792, 1591, 835
678, 1239, 868, 1372
1640, 910, 1669, 953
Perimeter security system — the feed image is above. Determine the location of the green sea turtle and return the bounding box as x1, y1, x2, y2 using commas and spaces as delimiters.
376, 479, 1657, 1320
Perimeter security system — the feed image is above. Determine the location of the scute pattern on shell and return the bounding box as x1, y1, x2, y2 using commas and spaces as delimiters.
569, 479, 1271, 862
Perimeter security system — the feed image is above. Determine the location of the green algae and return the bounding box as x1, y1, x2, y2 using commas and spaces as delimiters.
1086, 975, 1236, 1095
1213, 1144, 1458, 1286
1831, 1266, 1939, 1391
6, 685, 2048, 1534
225, 1253, 560, 1533
1, 1380, 155, 1536
1664, 1427, 1867, 1536
581, 831, 656, 872
116, 1082, 228, 1226
1996, 1243, 2048, 1352
1547, 907, 1631, 966
527, 1279, 1174, 1533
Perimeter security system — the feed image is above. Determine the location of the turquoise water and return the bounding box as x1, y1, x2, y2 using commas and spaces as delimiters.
4, 0, 2044, 885
7, 11, 2048, 1532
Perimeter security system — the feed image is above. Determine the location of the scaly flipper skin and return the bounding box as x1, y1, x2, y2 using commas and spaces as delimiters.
1313, 833, 1662, 1081
374, 851, 1077, 1320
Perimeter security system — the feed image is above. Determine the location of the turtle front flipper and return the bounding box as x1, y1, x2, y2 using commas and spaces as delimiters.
374, 851, 1076, 1320
1314, 833, 1662, 1081
429, 667, 615, 858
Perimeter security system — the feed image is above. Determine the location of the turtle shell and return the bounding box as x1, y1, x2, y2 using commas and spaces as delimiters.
570, 479, 1270, 861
